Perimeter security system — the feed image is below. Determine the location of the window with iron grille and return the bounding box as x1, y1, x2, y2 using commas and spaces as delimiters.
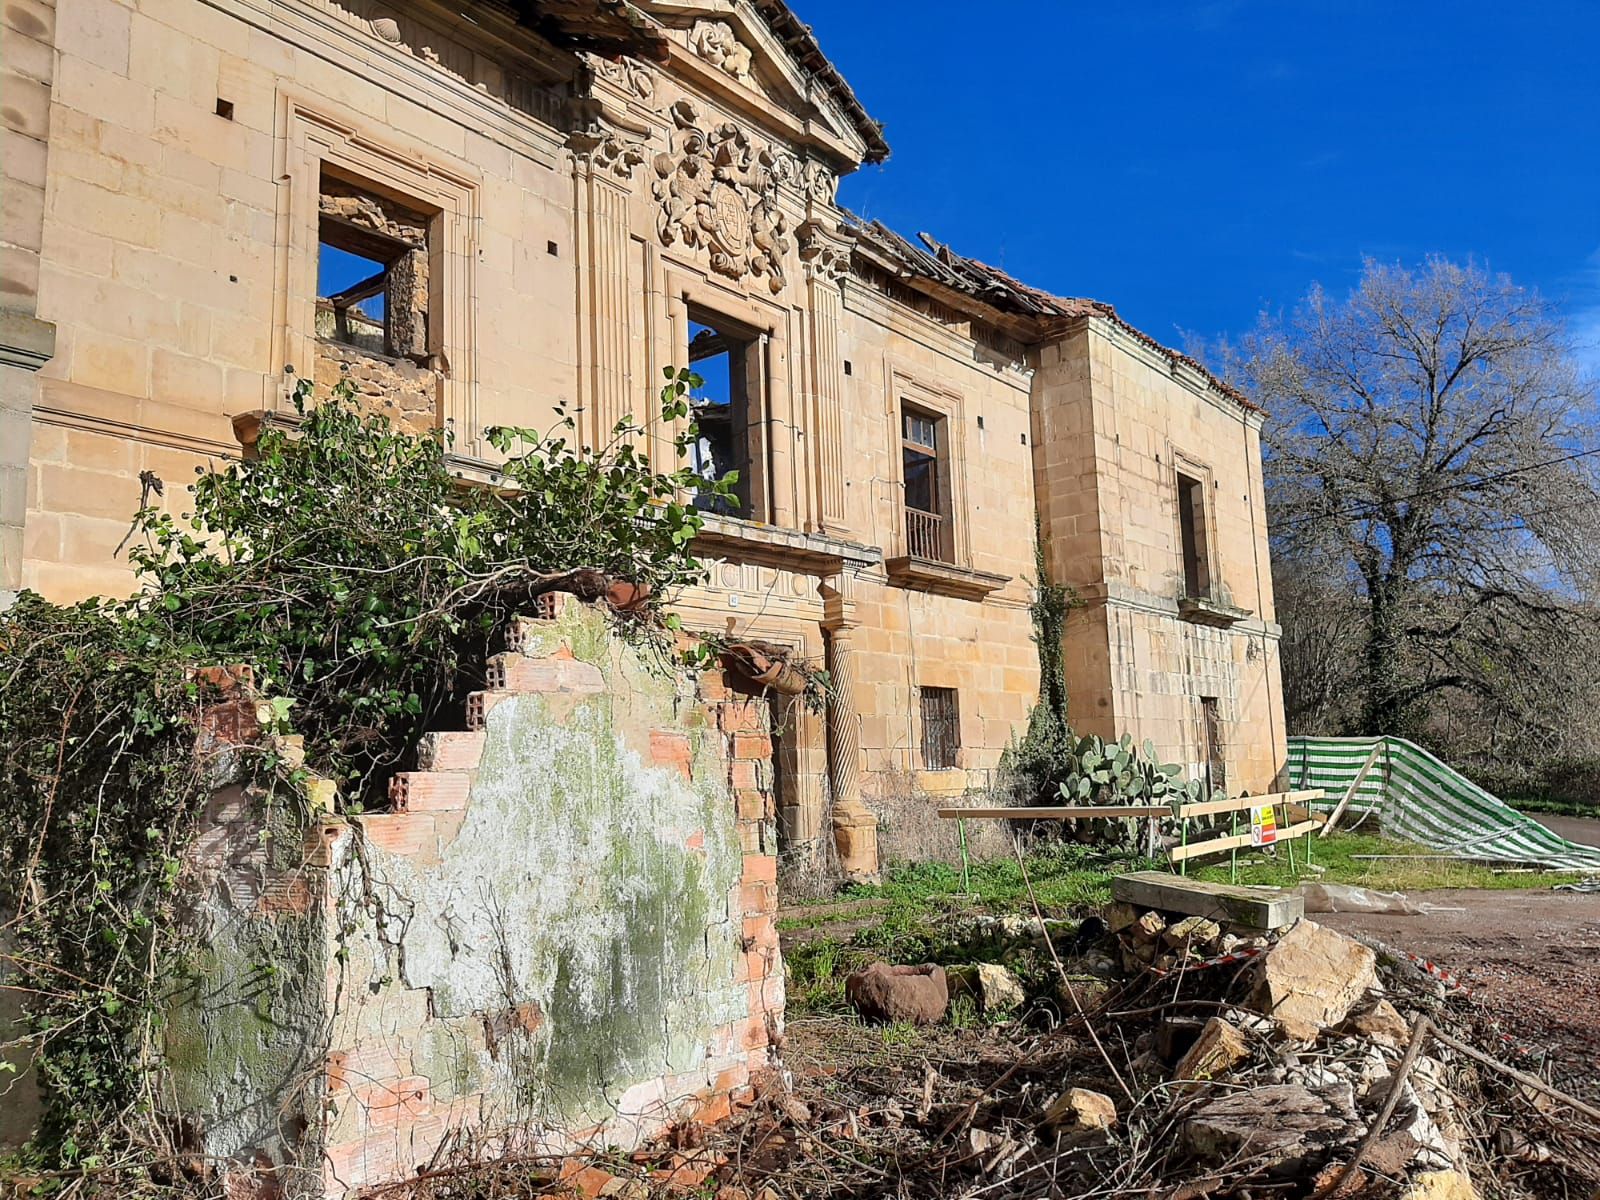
919, 686, 960, 770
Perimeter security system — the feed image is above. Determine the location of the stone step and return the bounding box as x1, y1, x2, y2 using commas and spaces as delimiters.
1111, 870, 1303, 930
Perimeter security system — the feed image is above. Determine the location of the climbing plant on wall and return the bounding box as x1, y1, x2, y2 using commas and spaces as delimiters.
998, 528, 1221, 843
0, 369, 732, 1176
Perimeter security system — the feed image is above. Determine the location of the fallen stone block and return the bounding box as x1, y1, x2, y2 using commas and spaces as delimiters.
1113, 870, 1304, 930
946, 963, 1025, 1014
1132, 910, 1167, 943
1183, 1082, 1360, 1175
1342, 997, 1411, 1048
1040, 1086, 1116, 1131
1401, 1169, 1479, 1200
1173, 1017, 1250, 1090
1104, 902, 1139, 933
1251, 920, 1377, 1040
844, 963, 948, 1025
1163, 915, 1222, 950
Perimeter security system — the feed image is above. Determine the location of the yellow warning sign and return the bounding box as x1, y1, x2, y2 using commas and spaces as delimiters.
1250, 803, 1278, 847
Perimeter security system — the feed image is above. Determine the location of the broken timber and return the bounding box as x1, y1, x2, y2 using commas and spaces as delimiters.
1112, 870, 1304, 930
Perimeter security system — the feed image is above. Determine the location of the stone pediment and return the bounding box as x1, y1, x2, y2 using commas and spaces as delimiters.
637, 1, 883, 167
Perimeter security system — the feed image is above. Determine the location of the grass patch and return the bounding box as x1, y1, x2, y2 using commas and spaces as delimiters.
780, 834, 1583, 1016
1191, 831, 1584, 892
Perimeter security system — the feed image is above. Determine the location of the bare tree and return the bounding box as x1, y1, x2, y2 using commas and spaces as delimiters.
1232, 257, 1600, 737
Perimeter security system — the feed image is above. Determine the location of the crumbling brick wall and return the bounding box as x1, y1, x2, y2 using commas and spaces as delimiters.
169, 598, 783, 1197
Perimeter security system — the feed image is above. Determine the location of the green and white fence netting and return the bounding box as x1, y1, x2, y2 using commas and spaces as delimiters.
1286, 735, 1600, 873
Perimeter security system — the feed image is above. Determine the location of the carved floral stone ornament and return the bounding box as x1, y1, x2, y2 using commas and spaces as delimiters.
587, 52, 655, 101
797, 219, 850, 283
688, 20, 754, 84
569, 121, 647, 180
653, 101, 791, 293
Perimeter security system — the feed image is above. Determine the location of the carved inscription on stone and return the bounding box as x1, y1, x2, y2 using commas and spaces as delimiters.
652, 101, 790, 293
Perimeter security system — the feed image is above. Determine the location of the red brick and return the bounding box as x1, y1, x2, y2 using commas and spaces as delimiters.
718, 701, 765, 734
728, 759, 758, 790
558, 1162, 618, 1199
684, 829, 705, 851
256, 874, 315, 916
353, 1075, 431, 1128
737, 822, 766, 854
485, 654, 561, 692
738, 880, 774, 916
324, 1041, 411, 1097
735, 1014, 769, 1052
323, 1136, 403, 1192
697, 671, 731, 702
302, 818, 346, 867
198, 698, 262, 746
389, 771, 472, 812
415, 731, 486, 771
650, 730, 694, 779
190, 663, 254, 692
465, 690, 509, 730
742, 914, 778, 951
734, 790, 768, 821
692, 1090, 733, 1126
711, 1062, 750, 1095
357, 813, 436, 858
731, 733, 772, 760
741, 854, 776, 884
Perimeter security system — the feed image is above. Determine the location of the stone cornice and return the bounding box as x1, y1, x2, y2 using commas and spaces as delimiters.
0, 312, 56, 371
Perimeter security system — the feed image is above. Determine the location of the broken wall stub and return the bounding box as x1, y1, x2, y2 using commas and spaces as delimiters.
167, 597, 783, 1196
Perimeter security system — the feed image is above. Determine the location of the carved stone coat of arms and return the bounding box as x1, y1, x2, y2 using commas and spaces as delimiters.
653, 102, 791, 293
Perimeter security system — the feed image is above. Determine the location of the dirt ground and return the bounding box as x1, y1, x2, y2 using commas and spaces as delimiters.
1322, 886, 1600, 1098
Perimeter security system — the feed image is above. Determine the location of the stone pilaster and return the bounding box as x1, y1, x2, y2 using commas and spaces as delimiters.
570, 121, 645, 455
0, 0, 60, 602
800, 220, 851, 533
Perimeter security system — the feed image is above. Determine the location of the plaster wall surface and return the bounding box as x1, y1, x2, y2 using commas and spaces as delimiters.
167, 601, 782, 1196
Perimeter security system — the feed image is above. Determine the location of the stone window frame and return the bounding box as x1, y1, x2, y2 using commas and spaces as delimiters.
1170, 450, 1218, 601
666, 272, 789, 527
886, 370, 971, 567
272, 101, 479, 448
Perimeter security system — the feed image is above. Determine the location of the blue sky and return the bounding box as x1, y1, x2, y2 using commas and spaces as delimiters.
802, 1, 1600, 366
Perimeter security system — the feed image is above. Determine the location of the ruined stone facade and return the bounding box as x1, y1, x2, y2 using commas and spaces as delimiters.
172, 598, 783, 1194
2, 0, 1286, 859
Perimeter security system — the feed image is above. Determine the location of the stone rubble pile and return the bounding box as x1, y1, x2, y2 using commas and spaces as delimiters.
832, 908, 1514, 1197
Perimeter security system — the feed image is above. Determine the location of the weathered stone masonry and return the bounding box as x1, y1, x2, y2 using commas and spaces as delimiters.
171, 598, 783, 1196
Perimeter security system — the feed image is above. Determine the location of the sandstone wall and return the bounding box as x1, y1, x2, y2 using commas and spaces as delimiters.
169, 599, 782, 1196
1034, 323, 1286, 794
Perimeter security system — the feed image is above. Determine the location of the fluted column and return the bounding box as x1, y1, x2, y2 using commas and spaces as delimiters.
821, 575, 878, 881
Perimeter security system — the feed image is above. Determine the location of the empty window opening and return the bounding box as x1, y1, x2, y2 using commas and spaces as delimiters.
687, 312, 762, 519
901, 404, 950, 561
316, 173, 431, 364
920, 686, 960, 770
1201, 696, 1226, 797
1177, 470, 1211, 599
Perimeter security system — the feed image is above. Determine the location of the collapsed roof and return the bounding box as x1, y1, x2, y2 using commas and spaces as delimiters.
846, 218, 1256, 412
